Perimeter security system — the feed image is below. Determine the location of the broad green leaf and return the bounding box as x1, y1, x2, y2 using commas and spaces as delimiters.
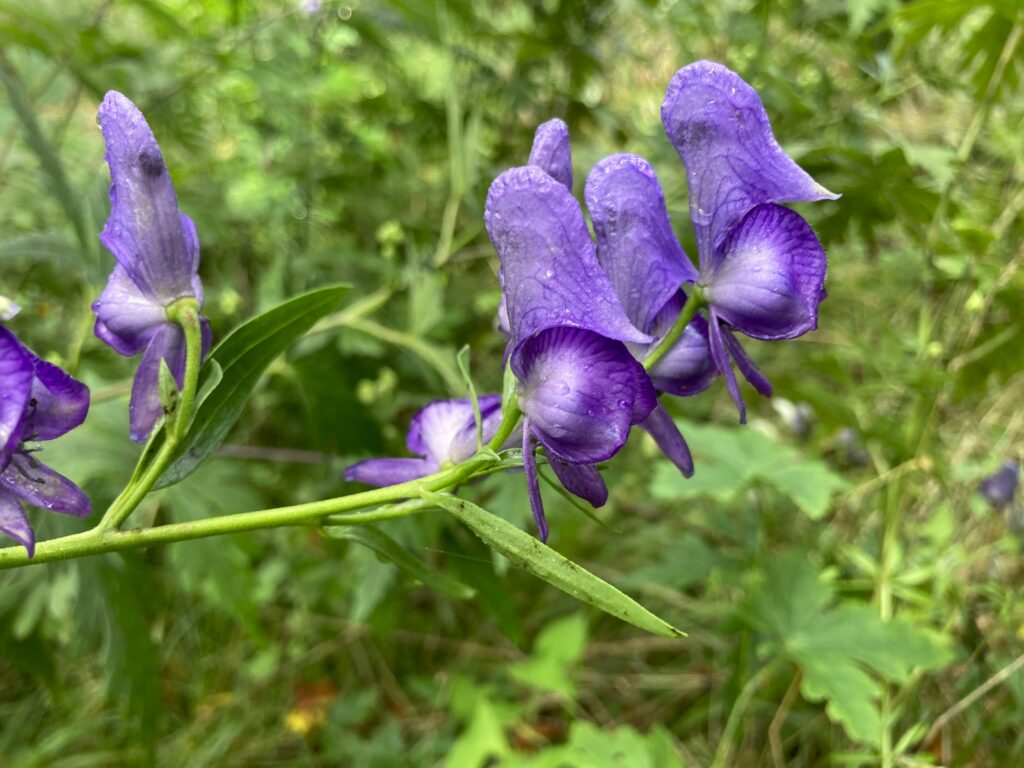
430, 493, 684, 638
505, 722, 685, 768
509, 612, 588, 696
150, 284, 350, 488
325, 525, 475, 600
444, 698, 510, 768
745, 554, 953, 745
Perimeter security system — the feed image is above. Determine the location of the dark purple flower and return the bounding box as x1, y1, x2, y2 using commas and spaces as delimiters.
979, 461, 1019, 508
0, 326, 91, 557
660, 61, 838, 420
92, 91, 211, 443
586, 62, 837, 424
485, 162, 656, 540
346, 396, 503, 486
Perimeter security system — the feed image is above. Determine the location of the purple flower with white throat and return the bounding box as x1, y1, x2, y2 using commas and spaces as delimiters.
346, 396, 503, 486
0, 326, 91, 557
658, 61, 838, 421
588, 62, 837, 424
485, 159, 656, 541
92, 91, 210, 442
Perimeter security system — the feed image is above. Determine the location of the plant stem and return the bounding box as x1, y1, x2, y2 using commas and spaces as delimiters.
0, 453, 499, 570
95, 299, 203, 532
642, 287, 704, 372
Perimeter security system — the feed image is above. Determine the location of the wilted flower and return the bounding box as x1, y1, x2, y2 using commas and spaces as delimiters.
485, 159, 656, 540
0, 326, 91, 556
346, 396, 503, 486
92, 91, 210, 442
979, 460, 1019, 508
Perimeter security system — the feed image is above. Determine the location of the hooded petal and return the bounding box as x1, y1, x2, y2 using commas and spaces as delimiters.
528, 118, 573, 191
98, 91, 197, 302
586, 154, 698, 333
634, 292, 717, 397
639, 402, 693, 477
549, 457, 608, 507
0, 491, 34, 557
485, 166, 651, 365
0, 327, 32, 468
23, 358, 89, 442
516, 327, 656, 464
0, 455, 91, 517
661, 61, 838, 263
344, 457, 438, 487
704, 204, 826, 340
407, 395, 502, 466
129, 323, 187, 442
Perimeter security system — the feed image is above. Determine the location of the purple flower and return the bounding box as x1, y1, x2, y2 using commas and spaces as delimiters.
346, 396, 503, 486
91, 91, 211, 442
979, 461, 1019, 508
587, 62, 837, 424
0, 326, 91, 557
485, 137, 657, 539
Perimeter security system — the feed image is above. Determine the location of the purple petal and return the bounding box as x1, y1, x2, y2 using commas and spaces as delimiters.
661, 61, 839, 263
129, 323, 186, 442
979, 460, 1019, 507
23, 358, 89, 441
0, 456, 91, 517
98, 91, 197, 302
708, 309, 746, 424
586, 154, 698, 333
636, 292, 717, 397
0, 327, 33, 467
344, 457, 438, 487
639, 402, 693, 477
528, 118, 573, 191
516, 327, 656, 464
406, 395, 502, 466
549, 457, 608, 507
722, 328, 772, 397
523, 422, 549, 542
705, 204, 826, 340
92, 264, 166, 356
484, 166, 651, 364
0, 491, 34, 557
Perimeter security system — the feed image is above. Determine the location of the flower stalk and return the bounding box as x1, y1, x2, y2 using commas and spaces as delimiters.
642, 287, 704, 372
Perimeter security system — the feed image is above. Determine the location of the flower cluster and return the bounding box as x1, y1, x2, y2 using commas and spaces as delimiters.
0, 327, 91, 555
347, 61, 837, 542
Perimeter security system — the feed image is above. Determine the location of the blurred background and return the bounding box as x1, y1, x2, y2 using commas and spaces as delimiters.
1, 0, 1023, 765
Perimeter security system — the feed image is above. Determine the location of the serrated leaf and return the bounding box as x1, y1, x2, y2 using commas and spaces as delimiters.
147, 284, 349, 488
325, 525, 475, 600
430, 493, 684, 638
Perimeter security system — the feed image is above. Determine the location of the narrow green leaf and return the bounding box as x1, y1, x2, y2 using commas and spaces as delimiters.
456, 344, 483, 450
325, 526, 475, 600
148, 284, 350, 488
428, 493, 684, 638
157, 358, 179, 419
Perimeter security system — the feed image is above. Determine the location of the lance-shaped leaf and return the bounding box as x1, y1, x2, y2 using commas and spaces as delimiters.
136, 284, 350, 489
427, 492, 684, 638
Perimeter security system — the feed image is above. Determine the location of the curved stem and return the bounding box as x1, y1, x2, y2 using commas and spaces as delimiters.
642, 287, 704, 372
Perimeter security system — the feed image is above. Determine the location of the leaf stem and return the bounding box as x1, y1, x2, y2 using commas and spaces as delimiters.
642, 287, 704, 372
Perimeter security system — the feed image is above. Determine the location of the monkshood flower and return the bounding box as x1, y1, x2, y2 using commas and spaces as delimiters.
346, 396, 503, 486
0, 326, 91, 557
92, 91, 211, 442
591, 61, 837, 423
485, 163, 657, 541
979, 460, 1019, 509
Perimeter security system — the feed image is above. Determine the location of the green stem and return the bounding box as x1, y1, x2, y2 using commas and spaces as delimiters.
95, 299, 203, 532
0, 455, 494, 570
642, 287, 704, 372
